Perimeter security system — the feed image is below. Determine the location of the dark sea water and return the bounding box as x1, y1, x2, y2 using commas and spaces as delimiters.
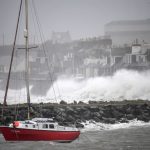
0, 125, 150, 150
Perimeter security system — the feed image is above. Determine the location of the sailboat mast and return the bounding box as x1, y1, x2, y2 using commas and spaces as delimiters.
1, 0, 23, 122
24, 0, 31, 120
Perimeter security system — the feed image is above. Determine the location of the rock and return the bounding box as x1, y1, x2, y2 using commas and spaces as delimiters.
60, 100, 67, 105
126, 114, 135, 120
82, 110, 91, 120
1, 102, 150, 126
93, 116, 101, 122
89, 106, 99, 112
102, 117, 116, 124
112, 109, 124, 119
78, 101, 86, 105
126, 106, 133, 114
75, 122, 84, 128
93, 112, 102, 118
65, 115, 75, 123
119, 118, 129, 123
99, 109, 104, 115
137, 113, 150, 122
66, 106, 75, 115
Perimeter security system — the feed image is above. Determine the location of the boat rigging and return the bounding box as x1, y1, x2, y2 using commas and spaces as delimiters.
0, 0, 80, 142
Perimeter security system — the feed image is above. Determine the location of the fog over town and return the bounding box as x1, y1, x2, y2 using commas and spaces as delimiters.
0, 0, 150, 104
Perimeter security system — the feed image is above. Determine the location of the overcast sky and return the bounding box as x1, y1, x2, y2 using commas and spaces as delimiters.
0, 0, 150, 45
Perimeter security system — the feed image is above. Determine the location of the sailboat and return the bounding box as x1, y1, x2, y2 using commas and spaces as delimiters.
0, 0, 80, 142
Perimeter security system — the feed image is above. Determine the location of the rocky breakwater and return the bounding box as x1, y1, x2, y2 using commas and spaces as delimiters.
0, 100, 150, 127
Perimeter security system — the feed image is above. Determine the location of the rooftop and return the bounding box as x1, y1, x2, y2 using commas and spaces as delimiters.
106, 19, 150, 27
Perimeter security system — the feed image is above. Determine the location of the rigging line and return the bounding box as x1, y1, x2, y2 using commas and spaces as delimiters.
14, 43, 22, 120
31, 0, 56, 95
29, 1, 43, 101
31, 0, 58, 102
14, 46, 18, 108
29, 0, 40, 45
32, 0, 63, 102
2, 0, 23, 107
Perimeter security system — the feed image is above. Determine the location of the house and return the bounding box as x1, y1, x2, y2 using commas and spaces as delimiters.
108, 40, 150, 72
123, 42, 150, 69
110, 47, 131, 66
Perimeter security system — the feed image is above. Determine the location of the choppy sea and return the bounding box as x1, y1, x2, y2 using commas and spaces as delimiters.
1, 120, 150, 150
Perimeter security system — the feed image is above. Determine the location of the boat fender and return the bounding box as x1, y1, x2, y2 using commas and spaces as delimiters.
13, 121, 20, 128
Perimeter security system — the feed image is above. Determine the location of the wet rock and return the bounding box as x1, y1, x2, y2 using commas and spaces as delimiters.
137, 112, 150, 122
119, 118, 129, 123
65, 115, 76, 123
66, 106, 76, 115
89, 106, 99, 112
82, 110, 91, 120
93, 116, 101, 122
1, 101, 150, 126
102, 117, 116, 124
75, 122, 84, 128
60, 100, 67, 105
126, 114, 135, 120
112, 109, 124, 119
93, 112, 102, 118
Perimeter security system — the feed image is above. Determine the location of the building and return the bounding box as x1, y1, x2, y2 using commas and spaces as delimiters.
123, 42, 150, 70
108, 41, 150, 72
105, 19, 150, 45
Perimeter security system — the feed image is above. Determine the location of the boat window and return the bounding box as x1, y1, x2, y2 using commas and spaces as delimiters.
33, 125, 35, 128
25, 125, 28, 128
43, 124, 48, 128
49, 124, 54, 129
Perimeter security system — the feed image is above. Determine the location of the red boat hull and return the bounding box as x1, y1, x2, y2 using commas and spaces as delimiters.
0, 126, 80, 142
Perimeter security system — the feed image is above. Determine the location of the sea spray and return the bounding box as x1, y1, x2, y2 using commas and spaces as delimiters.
81, 119, 150, 132
1, 69, 150, 104
46, 69, 150, 103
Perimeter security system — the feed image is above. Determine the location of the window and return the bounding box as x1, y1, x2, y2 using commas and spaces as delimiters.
43, 124, 48, 128
33, 125, 35, 128
25, 125, 28, 128
49, 124, 54, 129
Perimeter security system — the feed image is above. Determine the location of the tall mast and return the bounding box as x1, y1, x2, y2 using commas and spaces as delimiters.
24, 0, 31, 120
1, 0, 23, 121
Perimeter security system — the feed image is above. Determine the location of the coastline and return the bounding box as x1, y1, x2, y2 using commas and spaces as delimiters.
1, 100, 150, 127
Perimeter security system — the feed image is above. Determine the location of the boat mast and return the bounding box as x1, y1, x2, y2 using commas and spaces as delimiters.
1, 0, 23, 122
24, 0, 31, 120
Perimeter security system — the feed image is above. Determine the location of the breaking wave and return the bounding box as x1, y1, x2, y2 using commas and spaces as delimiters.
1, 69, 150, 104
46, 69, 150, 103
81, 119, 150, 132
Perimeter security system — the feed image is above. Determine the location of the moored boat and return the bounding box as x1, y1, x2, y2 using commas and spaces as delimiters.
0, 0, 80, 142
0, 118, 80, 142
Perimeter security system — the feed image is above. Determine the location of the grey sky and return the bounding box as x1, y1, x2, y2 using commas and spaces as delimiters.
0, 0, 150, 45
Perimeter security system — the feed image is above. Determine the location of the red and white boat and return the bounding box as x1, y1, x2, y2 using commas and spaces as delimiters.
0, 0, 80, 142
0, 118, 80, 142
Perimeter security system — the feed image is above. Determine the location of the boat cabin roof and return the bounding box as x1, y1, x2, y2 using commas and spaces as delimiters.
31, 118, 55, 123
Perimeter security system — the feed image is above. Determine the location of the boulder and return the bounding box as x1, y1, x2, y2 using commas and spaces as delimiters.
75, 122, 84, 128
126, 114, 135, 120
102, 117, 116, 124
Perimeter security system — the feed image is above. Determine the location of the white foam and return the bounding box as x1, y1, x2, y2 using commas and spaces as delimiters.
46, 69, 150, 103
81, 119, 150, 132
1, 69, 150, 104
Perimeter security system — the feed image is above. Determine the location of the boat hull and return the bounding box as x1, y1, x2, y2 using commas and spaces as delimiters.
0, 126, 80, 142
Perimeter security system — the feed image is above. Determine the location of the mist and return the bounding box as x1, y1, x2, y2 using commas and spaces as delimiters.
47, 69, 150, 103
1, 69, 150, 104
1, 0, 150, 44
